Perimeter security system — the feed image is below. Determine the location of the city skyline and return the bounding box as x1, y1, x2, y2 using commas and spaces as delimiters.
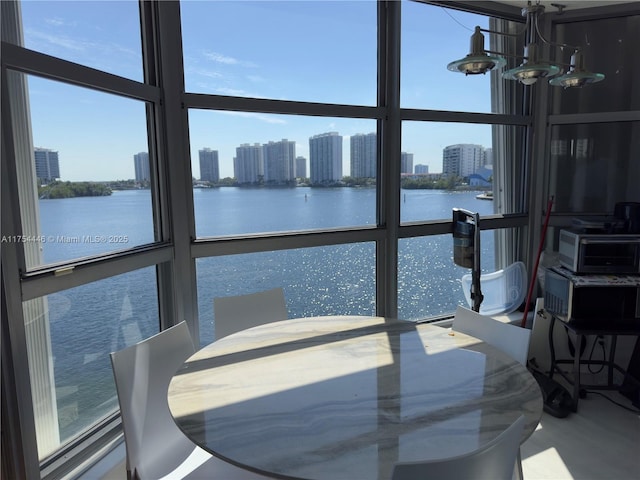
40, 136, 493, 185
20, 1, 495, 182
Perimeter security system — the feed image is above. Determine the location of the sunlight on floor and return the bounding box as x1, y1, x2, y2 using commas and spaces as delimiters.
522, 446, 573, 479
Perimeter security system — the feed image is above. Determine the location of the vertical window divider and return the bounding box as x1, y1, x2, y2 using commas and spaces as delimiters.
1, 62, 41, 479
154, 0, 199, 336
378, 0, 402, 319
2, 1, 50, 474
140, 0, 176, 331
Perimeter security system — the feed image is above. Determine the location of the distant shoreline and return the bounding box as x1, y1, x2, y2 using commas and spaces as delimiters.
39, 181, 113, 199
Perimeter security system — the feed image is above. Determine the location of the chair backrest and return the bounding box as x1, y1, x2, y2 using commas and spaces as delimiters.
454, 305, 531, 365
392, 414, 525, 480
213, 287, 287, 339
461, 261, 527, 315
110, 322, 196, 479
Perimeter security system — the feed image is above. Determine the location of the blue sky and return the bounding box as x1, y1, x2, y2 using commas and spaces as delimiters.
20, 0, 495, 181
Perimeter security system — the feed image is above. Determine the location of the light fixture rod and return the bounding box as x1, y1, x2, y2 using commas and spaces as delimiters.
477, 27, 521, 39
483, 49, 525, 60
482, 49, 571, 68
532, 13, 581, 54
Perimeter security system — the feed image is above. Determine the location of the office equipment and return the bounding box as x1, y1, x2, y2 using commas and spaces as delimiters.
544, 266, 640, 322
558, 229, 640, 274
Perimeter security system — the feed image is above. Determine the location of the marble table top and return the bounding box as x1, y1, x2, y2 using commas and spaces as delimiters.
168, 316, 543, 480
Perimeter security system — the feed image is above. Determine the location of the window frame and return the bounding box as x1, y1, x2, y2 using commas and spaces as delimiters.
1, 1, 175, 476
1, 0, 536, 477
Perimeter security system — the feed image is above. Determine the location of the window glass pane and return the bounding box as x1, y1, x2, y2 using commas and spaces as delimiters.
196, 244, 376, 345
402, 2, 521, 112
548, 122, 640, 213
190, 110, 376, 236
19, 0, 143, 81
398, 231, 499, 320
401, 122, 524, 221
551, 15, 640, 114
23, 267, 159, 459
10, 73, 154, 269
180, 0, 376, 105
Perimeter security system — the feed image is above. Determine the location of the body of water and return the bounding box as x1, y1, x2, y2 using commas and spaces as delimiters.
34, 187, 496, 444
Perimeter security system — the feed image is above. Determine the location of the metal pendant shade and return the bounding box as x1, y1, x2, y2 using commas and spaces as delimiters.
447, 1, 605, 88
447, 26, 506, 75
549, 50, 605, 88
502, 44, 560, 85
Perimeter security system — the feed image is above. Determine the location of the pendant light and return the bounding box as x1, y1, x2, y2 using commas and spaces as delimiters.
447, 1, 604, 88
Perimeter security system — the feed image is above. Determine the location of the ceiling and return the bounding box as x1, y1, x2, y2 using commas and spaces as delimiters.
496, 0, 637, 12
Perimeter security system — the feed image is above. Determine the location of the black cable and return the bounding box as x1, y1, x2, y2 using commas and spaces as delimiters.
440, 6, 473, 32
587, 335, 606, 375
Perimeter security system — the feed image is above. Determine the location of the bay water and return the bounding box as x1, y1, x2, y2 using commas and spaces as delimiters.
36, 187, 495, 443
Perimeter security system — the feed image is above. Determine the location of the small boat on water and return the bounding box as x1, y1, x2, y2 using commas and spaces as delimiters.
476, 191, 493, 200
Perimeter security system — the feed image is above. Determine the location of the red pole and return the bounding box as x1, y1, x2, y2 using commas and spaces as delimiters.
521, 196, 554, 328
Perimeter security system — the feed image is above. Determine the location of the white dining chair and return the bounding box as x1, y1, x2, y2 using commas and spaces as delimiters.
392, 415, 525, 480
213, 287, 288, 339
453, 305, 532, 366
453, 305, 532, 479
110, 321, 269, 480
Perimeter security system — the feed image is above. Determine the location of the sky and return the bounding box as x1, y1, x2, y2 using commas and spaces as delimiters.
18, 0, 497, 181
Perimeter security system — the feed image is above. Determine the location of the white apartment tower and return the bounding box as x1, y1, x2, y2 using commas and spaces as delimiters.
350, 133, 376, 178
199, 148, 220, 183
34, 147, 60, 183
133, 152, 150, 182
401, 152, 414, 174
263, 139, 296, 184
295, 156, 307, 178
483, 147, 493, 167
442, 144, 484, 178
309, 132, 343, 185
234, 143, 263, 184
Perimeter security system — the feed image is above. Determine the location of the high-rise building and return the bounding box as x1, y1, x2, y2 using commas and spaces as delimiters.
309, 132, 342, 185
234, 143, 263, 184
263, 139, 295, 184
199, 148, 220, 183
134, 152, 150, 182
483, 147, 493, 167
401, 152, 414, 174
34, 147, 60, 183
350, 133, 376, 178
415, 164, 429, 174
442, 144, 484, 177
295, 156, 307, 178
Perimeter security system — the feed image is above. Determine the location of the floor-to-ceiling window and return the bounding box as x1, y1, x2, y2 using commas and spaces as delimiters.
2, 1, 170, 475
2, 1, 531, 477
397, 1, 528, 319
544, 10, 640, 251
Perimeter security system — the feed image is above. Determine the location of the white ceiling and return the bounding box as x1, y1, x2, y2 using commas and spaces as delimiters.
496, 0, 637, 12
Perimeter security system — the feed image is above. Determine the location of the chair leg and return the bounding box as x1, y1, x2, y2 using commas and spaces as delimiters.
513, 448, 523, 480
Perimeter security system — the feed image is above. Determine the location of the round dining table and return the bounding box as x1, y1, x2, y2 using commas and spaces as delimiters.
168, 315, 543, 480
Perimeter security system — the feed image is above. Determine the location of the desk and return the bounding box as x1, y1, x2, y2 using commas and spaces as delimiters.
168, 316, 542, 480
547, 315, 640, 412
